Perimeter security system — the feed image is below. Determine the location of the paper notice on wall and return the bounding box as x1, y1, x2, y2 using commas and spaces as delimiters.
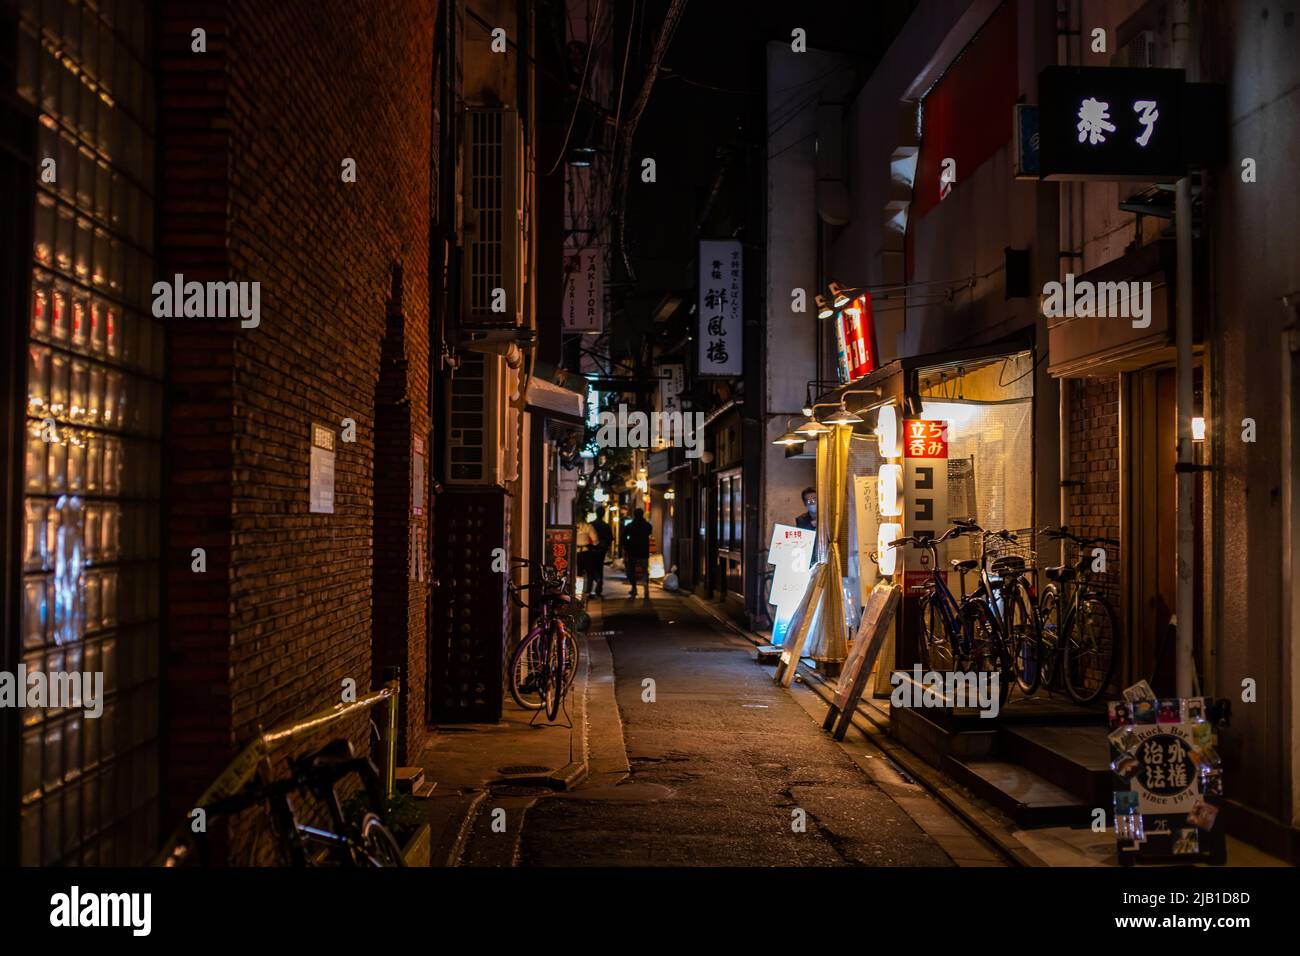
310, 423, 335, 514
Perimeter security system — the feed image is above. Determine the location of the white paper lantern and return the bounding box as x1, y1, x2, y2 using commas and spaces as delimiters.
878, 522, 903, 577
876, 404, 899, 458
878, 464, 902, 517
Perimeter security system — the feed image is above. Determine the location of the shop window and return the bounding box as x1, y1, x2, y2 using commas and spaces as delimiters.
16, 0, 160, 866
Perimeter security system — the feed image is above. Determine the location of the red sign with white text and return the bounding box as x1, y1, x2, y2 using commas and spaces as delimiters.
903, 419, 949, 459
841, 293, 878, 381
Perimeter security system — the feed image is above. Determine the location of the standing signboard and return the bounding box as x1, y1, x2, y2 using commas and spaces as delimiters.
697, 239, 742, 377
1109, 683, 1226, 864
902, 419, 949, 591
822, 583, 901, 740
766, 523, 815, 646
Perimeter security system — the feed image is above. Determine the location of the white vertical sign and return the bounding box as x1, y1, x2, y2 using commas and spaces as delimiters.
657, 363, 684, 415
563, 245, 603, 333
697, 239, 742, 376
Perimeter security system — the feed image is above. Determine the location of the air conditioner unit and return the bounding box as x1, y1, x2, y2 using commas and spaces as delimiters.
1115, 29, 1157, 67
462, 108, 524, 329
445, 351, 520, 486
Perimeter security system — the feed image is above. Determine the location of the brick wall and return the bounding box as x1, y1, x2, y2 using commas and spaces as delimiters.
1066, 375, 1120, 590
160, 0, 434, 859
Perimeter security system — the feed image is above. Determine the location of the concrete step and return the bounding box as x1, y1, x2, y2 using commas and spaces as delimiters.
947, 758, 1092, 828
998, 723, 1111, 807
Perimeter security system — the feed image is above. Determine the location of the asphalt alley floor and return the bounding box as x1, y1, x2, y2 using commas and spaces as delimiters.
511, 582, 996, 867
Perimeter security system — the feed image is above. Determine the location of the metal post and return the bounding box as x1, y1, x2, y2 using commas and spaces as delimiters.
1174, 178, 1195, 698
1172, 0, 1195, 698
383, 666, 401, 800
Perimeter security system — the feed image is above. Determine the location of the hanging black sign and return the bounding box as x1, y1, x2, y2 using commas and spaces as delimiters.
1039, 66, 1191, 181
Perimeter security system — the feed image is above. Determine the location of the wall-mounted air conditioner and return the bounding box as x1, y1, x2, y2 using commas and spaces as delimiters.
462, 107, 524, 329
445, 351, 520, 486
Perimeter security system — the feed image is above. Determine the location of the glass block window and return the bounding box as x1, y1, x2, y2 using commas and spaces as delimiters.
15, 0, 160, 866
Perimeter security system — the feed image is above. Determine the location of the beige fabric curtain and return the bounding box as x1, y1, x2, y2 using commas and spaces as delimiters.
803, 426, 851, 662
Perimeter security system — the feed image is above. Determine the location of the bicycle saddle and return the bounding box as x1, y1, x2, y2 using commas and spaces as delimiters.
990, 555, 1026, 576
950, 559, 979, 572
1044, 565, 1076, 582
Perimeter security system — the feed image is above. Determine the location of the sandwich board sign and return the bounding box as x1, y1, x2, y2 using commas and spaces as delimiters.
822, 583, 901, 740
1109, 684, 1226, 864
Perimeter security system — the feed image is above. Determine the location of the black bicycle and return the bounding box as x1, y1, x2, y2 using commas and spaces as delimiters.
893, 524, 1012, 709
195, 738, 404, 867
507, 556, 578, 720
1037, 526, 1120, 704
955, 519, 1042, 695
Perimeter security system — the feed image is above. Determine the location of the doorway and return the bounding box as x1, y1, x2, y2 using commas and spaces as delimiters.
1123, 365, 1204, 694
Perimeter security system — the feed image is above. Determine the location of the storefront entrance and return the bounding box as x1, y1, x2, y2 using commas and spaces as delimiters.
1122, 365, 1205, 694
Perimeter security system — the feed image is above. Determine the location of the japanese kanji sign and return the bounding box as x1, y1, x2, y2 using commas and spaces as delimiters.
544, 525, 577, 594
1109, 690, 1226, 863
902, 420, 949, 591
903, 418, 949, 459
840, 293, 878, 382
562, 245, 603, 332
657, 363, 684, 416
1038, 67, 1186, 180
697, 239, 742, 376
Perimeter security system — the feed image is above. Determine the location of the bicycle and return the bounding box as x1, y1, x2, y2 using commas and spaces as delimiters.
954, 518, 1043, 695
195, 738, 405, 867
507, 556, 579, 720
891, 525, 1012, 709
1037, 526, 1121, 704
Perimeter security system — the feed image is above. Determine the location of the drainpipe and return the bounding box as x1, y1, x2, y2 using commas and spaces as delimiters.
1171, 0, 1195, 698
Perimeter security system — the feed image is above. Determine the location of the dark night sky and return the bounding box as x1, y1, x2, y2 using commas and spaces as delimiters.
611, 0, 917, 367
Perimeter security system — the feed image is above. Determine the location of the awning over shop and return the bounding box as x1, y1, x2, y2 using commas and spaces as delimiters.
810, 327, 1036, 411
525, 376, 585, 425
1046, 239, 1198, 378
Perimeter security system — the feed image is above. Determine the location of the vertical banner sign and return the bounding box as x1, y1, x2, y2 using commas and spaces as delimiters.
545, 525, 577, 593
657, 363, 684, 415
698, 239, 742, 376
309, 423, 335, 514
842, 293, 878, 381
563, 246, 603, 332
853, 475, 880, 603
902, 420, 949, 591
833, 307, 850, 383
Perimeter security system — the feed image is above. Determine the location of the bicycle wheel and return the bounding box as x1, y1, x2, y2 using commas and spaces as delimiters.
962, 599, 1011, 709
917, 592, 956, 672
1063, 595, 1119, 704
562, 629, 580, 690
544, 619, 565, 721
1037, 583, 1062, 689
358, 813, 406, 867
508, 630, 547, 711
1004, 580, 1042, 694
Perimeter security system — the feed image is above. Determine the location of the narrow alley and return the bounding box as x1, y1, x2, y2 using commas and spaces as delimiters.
454, 579, 995, 867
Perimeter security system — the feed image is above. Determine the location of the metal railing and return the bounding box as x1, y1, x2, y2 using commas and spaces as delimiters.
153, 671, 401, 866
